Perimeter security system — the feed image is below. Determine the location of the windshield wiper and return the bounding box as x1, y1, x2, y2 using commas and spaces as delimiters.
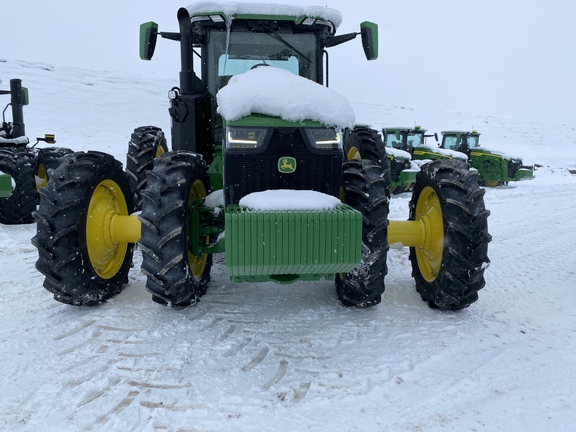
260, 24, 312, 65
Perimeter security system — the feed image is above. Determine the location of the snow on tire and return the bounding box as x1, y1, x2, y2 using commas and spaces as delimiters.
32, 151, 134, 305
409, 159, 491, 310
336, 159, 389, 307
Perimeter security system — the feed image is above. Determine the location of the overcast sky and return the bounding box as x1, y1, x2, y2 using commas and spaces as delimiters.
2, 0, 574, 124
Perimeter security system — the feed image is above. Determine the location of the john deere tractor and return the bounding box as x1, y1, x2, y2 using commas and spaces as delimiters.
1, 78, 71, 224
33, 3, 491, 311
440, 130, 533, 186
381, 126, 439, 193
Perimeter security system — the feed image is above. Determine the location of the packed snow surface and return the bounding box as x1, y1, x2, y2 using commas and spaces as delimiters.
186, 2, 342, 29
1, 58, 576, 432
239, 190, 341, 211
217, 67, 356, 129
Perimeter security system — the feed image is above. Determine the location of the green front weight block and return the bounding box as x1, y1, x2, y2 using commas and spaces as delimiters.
225, 204, 362, 284
0, 174, 13, 198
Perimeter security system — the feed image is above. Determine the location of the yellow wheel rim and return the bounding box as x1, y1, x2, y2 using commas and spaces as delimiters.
414, 186, 444, 282
347, 146, 361, 160
187, 179, 208, 280
37, 163, 48, 190
485, 180, 499, 187
86, 180, 129, 279
155, 145, 165, 158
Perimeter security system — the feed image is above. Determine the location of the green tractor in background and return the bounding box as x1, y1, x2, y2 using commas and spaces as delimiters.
0, 78, 71, 224
344, 126, 416, 195
32, 3, 491, 311
381, 126, 440, 193
440, 130, 533, 186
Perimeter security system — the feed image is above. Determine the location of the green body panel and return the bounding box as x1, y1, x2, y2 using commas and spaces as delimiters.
208, 146, 224, 191
470, 150, 534, 184
412, 146, 464, 161
398, 169, 417, 185
224, 205, 362, 283
0, 174, 12, 198
227, 114, 324, 128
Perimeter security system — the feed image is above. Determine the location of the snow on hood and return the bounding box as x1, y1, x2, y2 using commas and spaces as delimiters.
216, 67, 356, 129
418, 144, 468, 161
386, 146, 411, 160
239, 189, 341, 211
475, 145, 522, 160
186, 2, 342, 29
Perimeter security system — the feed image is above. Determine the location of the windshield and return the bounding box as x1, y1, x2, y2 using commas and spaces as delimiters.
207, 29, 317, 95
407, 132, 424, 148
468, 135, 479, 149
384, 131, 403, 149
443, 135, 461, 151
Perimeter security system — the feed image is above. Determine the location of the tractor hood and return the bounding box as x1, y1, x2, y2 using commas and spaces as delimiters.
216, 67, 355, 129
472, 145, 523, 161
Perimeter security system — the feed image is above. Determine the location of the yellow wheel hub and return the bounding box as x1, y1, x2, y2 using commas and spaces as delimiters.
36, 163, 48, 190
86, 180, 130, 279
347, 146, 361, 160
187, 179, 208, 280
414, 186, 444, 282
485, 180, 499, 187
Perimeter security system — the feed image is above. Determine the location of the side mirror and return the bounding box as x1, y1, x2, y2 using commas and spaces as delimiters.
21, 87, 29, 106
140, 21, 159, 60
360, 21, 378, 60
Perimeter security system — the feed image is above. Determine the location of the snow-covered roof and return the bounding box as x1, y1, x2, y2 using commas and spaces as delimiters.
186, 2, 342, 29
216, 67, 356, 129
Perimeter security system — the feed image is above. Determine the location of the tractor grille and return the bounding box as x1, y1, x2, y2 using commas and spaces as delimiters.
224, 128, 343, 205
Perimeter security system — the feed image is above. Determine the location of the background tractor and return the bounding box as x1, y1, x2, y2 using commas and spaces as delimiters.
344, 126, 416, 195
1, 78, 72, 224
440, 130, 534, 186
381, 126, 440, 193
33, 3, 491, 311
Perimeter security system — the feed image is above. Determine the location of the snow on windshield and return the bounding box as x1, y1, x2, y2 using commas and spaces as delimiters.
216, 67, 355, 129
239, 189, 341, 211
186, 2, 342, 29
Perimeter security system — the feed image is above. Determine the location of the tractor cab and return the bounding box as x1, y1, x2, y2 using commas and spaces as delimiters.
440, 130, 480, 156
382, 126, 429, 154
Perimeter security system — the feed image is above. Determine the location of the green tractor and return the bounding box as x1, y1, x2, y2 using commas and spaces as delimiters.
381, 126, 438, 193
32, 3, 491, 311
0, 78, 71, 224
400, 126, 469, 162
344, 126, 415, 195
440, 130, 534, 186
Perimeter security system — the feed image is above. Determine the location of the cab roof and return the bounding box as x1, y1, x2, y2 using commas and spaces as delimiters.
186, 2, 342, 30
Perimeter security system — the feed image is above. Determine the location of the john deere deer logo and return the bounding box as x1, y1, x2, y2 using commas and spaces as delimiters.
278, 157, 297, 174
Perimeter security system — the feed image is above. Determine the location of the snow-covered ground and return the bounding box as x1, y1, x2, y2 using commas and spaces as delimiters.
1, 58, 576, 432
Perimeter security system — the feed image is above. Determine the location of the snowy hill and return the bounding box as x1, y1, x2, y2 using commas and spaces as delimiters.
1, 58, 576, 431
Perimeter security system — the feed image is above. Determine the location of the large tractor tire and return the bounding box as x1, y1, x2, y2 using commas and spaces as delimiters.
35, 146, 74, 191
336, 159, 390, 307
126, 126, 168, 211
343, 127, 387, 171
409, 159, 491, 310
0, 148, 36, 224
139, 151, 212, 309
32, 151, 134, 305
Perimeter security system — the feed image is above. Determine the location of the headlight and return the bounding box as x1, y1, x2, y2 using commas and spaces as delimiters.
305, 128, 342, 150
225, 127, 268, 150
